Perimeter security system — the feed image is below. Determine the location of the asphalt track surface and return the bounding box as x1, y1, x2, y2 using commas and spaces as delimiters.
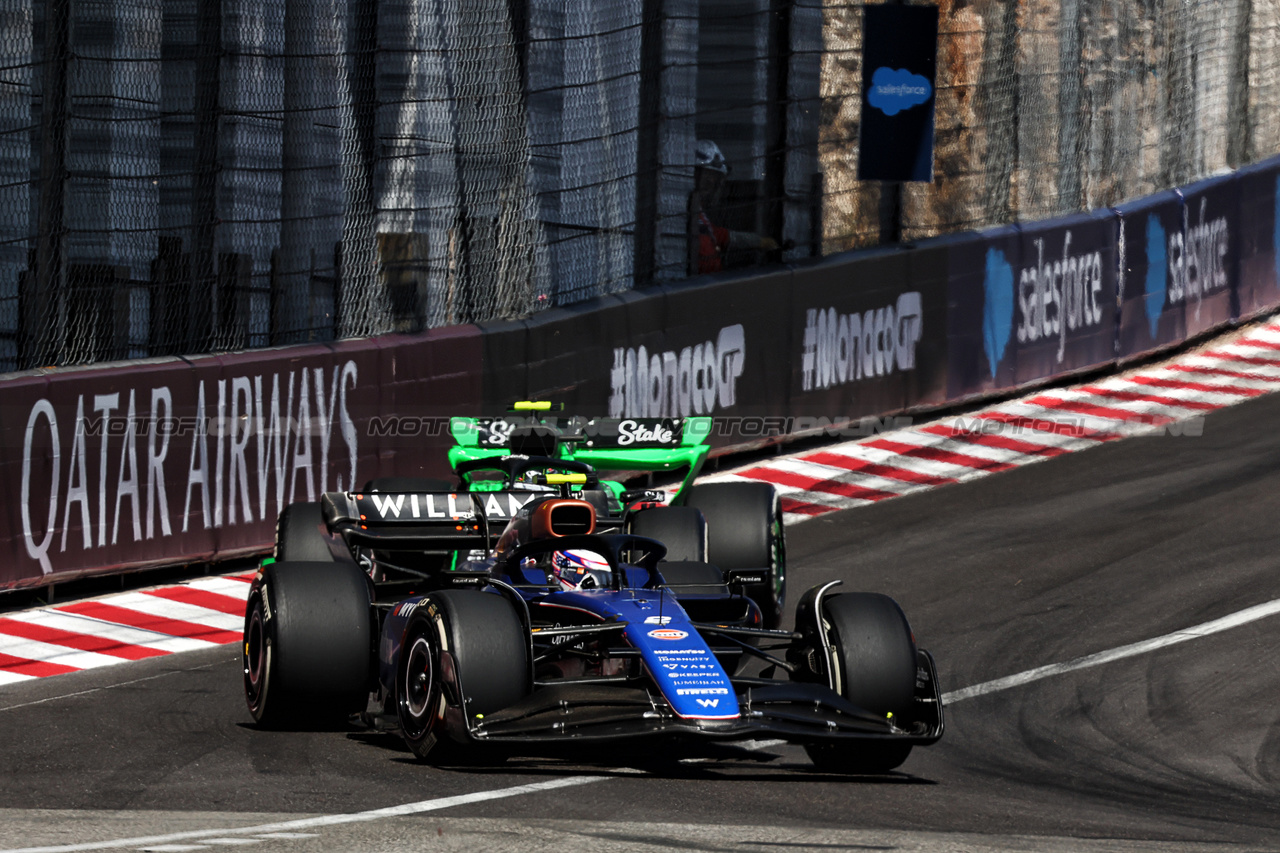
4, 393, 1280, 851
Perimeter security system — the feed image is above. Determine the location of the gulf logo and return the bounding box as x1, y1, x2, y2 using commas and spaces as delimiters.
648, 628, 689, 641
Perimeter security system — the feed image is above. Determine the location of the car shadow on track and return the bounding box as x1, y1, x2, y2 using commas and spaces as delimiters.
342, 726, 939, 784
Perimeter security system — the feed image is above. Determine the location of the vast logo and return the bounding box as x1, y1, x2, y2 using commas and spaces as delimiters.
867, 67, 932, 116
1144, 216, 1167, 339
982, 248, 1014, 377
609, 325, 745, 419
800, 292, 923, 391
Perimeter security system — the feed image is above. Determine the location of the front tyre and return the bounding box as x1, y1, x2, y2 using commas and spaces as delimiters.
243, 561, 373, 728
803, 592, 917, 774
397, 590, 529, 762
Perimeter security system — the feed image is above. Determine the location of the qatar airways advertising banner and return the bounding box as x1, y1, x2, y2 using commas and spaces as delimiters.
0, 329, 482, 589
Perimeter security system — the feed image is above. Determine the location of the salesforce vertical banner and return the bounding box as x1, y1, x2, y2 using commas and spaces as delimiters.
789, 247, 948, 419
947, 210, 1118, 398
857, 3, 938, 182
1235, 155, 1280, 320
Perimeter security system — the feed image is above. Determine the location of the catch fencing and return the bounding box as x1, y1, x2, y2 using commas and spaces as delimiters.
2, 0, 1278, 372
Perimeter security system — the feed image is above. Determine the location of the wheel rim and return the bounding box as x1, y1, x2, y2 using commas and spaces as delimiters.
243, 600, 269, 710
400, 635, 435, 740
770, 495, 786, 616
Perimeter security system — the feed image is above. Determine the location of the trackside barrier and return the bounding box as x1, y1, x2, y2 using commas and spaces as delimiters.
3, 156, 1279, 590
0, 329, 482, 589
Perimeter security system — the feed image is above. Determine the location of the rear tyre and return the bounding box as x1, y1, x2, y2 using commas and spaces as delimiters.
398, 590, 529, 763
243, 561, 373, 728
275, 502, 334, 563
685, 483, 786, 627
803, 592, 917, 773
655, 560, 726, 591
629, 506, 707, 562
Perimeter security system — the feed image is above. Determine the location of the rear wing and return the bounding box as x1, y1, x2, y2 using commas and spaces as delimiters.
447, 416, 714, 502
319, 489, 544, 550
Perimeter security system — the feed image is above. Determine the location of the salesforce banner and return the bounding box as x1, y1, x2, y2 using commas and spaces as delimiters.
1176, 174, 1239, 339
1236, 155, 1280, 320
947, 210, 1119, 398
1115, 189, 1186, 360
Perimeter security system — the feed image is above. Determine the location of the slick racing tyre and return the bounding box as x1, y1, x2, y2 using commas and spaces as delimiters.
275, 502, 334, 563
397, 590, 530, 763
629, 506, 707, 562
803, 592, 917, 774
243, 561, 373, 728
685, 482, 786, 627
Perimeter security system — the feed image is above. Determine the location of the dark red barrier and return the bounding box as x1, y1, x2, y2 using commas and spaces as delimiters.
8, 159, 1280, 592
1, 327, 482, 590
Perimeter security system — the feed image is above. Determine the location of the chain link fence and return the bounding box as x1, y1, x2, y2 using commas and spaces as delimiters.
2, 0, 1278, 372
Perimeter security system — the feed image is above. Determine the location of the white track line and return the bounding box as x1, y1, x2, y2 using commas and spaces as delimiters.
943, 597, 1280, 704
0, 777, 604, 853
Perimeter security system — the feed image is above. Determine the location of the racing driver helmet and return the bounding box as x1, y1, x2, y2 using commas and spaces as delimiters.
553, 549, 612, 590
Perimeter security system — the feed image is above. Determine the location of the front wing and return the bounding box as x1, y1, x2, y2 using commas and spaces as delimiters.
452, 650, 944, 748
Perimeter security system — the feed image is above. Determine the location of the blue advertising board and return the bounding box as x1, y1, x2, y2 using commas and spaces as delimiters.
1235, 155, 1280, 320
1176, 173, 1238, 338
947, 210, 1118, 398
1115, 190, 1186, 360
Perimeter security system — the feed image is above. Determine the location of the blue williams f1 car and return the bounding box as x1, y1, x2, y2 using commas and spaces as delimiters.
242, 453, 943, 773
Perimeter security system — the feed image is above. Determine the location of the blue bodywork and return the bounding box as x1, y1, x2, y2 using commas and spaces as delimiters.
377, 569, 740, 723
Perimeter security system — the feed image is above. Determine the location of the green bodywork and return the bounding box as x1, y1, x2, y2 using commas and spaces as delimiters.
446, 416, 713, 506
